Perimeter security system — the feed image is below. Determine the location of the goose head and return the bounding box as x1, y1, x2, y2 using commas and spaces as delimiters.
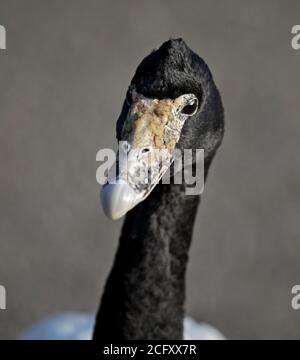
101, 38, 224, 220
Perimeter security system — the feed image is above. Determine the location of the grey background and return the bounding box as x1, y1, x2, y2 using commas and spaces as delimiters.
0, 0, 299, 340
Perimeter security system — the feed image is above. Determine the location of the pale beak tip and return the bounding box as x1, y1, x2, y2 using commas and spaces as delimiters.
100, 181, 140, 220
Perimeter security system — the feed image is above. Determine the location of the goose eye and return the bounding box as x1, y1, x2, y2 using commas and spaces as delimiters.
181, 98, 198, 116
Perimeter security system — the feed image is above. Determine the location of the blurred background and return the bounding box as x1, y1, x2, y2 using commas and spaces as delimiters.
0, 0, 300, 340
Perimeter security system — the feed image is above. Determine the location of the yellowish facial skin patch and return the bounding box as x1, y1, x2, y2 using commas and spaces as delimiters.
121, 90, 186, 153
118, 89, 195, 193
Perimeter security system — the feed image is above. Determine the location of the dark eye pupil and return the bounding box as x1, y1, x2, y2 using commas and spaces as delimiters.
181, 99, 198, 115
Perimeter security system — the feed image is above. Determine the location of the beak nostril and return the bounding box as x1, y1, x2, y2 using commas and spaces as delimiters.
141, 147, 151, 154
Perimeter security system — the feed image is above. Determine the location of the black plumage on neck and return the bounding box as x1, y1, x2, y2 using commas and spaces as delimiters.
94, 184, 200, 340
94, 160, 214, 340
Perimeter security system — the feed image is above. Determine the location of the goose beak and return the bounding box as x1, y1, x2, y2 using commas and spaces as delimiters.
100, 144, 173, 220
101, 90, 187, 220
